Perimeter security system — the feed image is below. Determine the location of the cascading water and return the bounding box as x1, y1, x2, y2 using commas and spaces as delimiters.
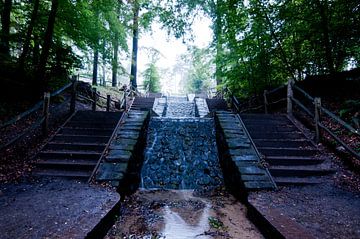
106, 96, 264, 238
140, 96, 223, 190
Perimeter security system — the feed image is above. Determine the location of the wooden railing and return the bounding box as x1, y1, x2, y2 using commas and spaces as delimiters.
0, 76, 129, 151
224, 80, 359, 160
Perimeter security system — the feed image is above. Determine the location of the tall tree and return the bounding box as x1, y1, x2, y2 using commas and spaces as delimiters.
18, 0, 40, 70
36, 0, 59, 92
0, 0, 12, 57
129, 0, 140, 88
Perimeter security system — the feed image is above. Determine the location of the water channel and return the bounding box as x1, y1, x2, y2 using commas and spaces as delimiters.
106, 96, 263, 238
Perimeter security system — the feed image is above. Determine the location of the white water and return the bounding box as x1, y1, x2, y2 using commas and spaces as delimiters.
161, 191, 211, 239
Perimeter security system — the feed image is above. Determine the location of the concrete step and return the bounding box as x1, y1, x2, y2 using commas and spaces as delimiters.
259, 147, 318, 157
266, 155, 324, 166
60, 128, 113, 136
37, 151, 101, 160
249, 132, 304, 140
71, 111, 121, 121
65, 121, 117, 128
244, 125, 299, 133
269, 165, 335, 177
254, 139, 313, 148
274, 177, 324, 186
36, 159, 97, 171
32, 168, 91, 179
206, 99, 228, 112
44, 142, 106, 152
52, 135, 110, 144
241, 114, 288, 120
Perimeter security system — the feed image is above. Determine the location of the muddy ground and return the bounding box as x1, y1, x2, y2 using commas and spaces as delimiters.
0, 177, 118, 239
106, 187, 263, 239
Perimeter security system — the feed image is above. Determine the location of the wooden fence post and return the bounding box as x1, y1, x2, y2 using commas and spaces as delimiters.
92, 88, 97, 111
287, 79, 293, 115
314, 97, 321, 143
106, 94, 111, 112
70, 75, 77, 114
123, 94, 127, 111
263, 90, 268, 114
42, 92, 50, 135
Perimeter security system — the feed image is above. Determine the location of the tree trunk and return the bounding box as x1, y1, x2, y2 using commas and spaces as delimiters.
0, 0, 12, 56
130, 1, 139, 88
19, 0, 40, 70
32, 36, 40, 66
36, 0, 59, 93
92, 48, 99, 86
112, 39, 119, 87
316, 0, 335, 74
214, 0, 223, 86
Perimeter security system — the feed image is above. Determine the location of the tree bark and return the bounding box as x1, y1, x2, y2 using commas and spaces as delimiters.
19, 0, 40, 70
214, 0, 223, 86
0, 0, 12, 56
36, 0, 59, 92
315, 0, 335, 74
112, 36, 119, 87
130, 1, 139, 88
92, 48, 99, 85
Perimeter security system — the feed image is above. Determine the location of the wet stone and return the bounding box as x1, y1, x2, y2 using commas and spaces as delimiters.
141, 118, 223, 190
106, 150, 132, 163
96, 163, 127, 181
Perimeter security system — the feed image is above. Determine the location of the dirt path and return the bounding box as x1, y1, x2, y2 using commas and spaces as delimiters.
106, 188, 263, 239
0, 178, 118, 239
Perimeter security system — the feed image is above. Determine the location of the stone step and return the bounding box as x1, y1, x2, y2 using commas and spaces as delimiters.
32, 168, 91, 179
266, 155, 324, 166
254, 139, 313, 148
269, 165, 335, 177
241, 114, 288, 120
259, 147, 318, 157
52, 135, 110, 144
244, 125, 299, 133
206, 99, 228, 111
37, 151, 101, 160
44, 142, 106, 152
273, 176, 323, 186
71, 111, 121, 120
65, 121, 117, 128
36, 159, 97, 171
250, 132, 304, 140
60, 128, 113, 136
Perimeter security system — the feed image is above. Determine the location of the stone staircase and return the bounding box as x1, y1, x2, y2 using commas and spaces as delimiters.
241, 114, 334, 186
33, 111, 122, 180
130, 97, 155, 111
206, 99, 228, 112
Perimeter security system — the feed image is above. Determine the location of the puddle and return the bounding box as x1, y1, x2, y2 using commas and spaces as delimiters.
106, 189, 264, 239
161, 204, 211, 238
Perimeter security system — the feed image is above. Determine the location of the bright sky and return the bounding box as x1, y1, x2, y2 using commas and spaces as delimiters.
136, 14, 213, 93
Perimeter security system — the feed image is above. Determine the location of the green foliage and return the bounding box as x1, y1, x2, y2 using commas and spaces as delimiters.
208, 0, 360, 97
143, 62, 161, 93
179, 46, 215, 94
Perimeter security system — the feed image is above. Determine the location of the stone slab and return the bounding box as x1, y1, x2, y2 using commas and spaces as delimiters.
96, 163, 127, 181
106, 150, 132, 162
238, 165, 267, 175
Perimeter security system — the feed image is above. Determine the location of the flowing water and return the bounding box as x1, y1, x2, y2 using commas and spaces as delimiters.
106, 96, 264, 238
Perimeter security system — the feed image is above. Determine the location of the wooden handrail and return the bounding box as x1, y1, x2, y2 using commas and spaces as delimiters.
293, 85, 314, 101
0, 81, 73, 129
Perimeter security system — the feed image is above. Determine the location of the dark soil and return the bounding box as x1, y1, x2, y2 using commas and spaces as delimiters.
0, 177, 118, 239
